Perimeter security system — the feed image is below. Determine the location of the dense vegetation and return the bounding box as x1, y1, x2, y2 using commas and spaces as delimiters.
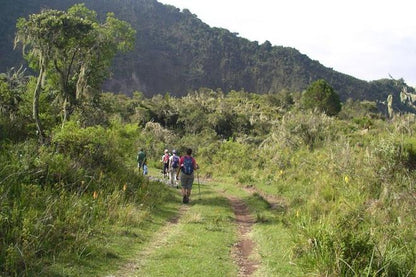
14, 3, 135, 142
1, 3, 416, 277
1, 0, 415, 105
2, 56, 416, 275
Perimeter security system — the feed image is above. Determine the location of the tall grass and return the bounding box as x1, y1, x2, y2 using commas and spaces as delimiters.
0, 120, 173, 276
2, 86, 416, 275
204, 113, 416, 275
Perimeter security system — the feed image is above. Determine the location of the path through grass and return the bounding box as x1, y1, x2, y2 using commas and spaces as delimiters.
105, 176, 304, 277
214, 179, 305, 276
108, 181, 238, 276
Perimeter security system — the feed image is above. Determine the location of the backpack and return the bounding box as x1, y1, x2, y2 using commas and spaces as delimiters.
171, 155, 179, 168
163, 154, 169, 163
137, 151, 146, 163
182, 156, 194, 175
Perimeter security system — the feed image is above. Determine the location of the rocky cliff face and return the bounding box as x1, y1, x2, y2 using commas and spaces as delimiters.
385, 86, 416, 118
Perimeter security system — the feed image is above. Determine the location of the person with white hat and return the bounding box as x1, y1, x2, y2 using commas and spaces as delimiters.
169, 149, 180, 187
161, 149, 170, 178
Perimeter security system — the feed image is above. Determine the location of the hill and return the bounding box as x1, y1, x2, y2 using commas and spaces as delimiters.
1, 0, 415, 107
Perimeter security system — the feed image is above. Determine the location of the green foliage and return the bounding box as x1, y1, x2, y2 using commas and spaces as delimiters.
338, 99, 380, 121
1, 72, 415, 276
266, 127, 416, 276
301, 79, 341, 116
0, 67, 33, 140
1, 4, 414, 276
14, 4, 135, 141
259, 110, 337, 152
0, 119, 169, 275
0, 67, 27, 118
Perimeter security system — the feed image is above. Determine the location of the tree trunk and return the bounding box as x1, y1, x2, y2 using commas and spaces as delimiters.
62, 96, 69, 128
54, 59, 71, 127
33, 56, 45, 143
76, 65, 87, 100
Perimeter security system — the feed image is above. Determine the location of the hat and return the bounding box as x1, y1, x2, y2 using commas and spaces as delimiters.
164, 149, 168, 153
172, 149, 176, 154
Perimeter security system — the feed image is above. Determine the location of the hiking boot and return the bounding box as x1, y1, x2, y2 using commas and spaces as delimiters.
182, 195, 187, 203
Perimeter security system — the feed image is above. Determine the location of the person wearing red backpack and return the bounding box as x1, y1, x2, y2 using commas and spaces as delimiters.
176, 148, 198, 204
161, 149, 170, 178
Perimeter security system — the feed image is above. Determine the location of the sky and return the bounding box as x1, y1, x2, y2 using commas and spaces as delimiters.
158, 0, 416, 87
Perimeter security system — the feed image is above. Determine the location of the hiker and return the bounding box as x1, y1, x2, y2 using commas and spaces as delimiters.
137, 148, 146, 173
176, 148, 198, 204
143, 161, 148, 175
169, 149, 180, 187
161, 149, 170, 178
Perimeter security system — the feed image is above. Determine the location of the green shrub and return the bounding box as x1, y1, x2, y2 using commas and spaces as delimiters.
301, 79, 341, 116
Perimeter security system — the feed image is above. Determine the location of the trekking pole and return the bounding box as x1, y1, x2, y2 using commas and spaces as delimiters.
197, 170, 201, 200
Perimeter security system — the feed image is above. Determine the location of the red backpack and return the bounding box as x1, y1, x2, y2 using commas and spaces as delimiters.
163, 154, 169, 163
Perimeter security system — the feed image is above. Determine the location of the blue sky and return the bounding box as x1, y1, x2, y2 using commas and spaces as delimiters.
159, 0, 416, 87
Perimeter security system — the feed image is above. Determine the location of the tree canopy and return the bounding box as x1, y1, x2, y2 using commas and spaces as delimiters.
14, 3, 135, 141
301, 79, 341, 116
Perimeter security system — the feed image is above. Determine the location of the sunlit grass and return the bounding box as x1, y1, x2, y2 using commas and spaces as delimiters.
122, 183, 238, 277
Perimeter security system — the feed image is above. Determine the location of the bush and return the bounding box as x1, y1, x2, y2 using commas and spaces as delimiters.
301, 79, 341, 116
0, 120, 172, 275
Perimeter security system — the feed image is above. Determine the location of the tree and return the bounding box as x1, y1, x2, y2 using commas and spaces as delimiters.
14, 4, 135, 142
0, 66, 28, 120
301, 79, 341, 116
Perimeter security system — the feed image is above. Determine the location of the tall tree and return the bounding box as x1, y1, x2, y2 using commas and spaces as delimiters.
301, 79, 341, 116
14, 4, 135, 142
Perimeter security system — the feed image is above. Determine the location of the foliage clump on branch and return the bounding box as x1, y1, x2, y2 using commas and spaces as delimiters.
14, 4, 135, 142
301, 79, 341, 116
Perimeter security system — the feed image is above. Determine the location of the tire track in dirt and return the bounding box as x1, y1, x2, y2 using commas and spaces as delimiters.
227, 195, 259, 276
107, 204, 189, 277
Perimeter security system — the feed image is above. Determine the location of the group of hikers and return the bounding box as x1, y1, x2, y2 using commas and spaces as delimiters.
137, 148, 199, 204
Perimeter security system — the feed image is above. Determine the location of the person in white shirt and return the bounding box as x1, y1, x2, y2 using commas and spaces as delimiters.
169, 149, 180, 187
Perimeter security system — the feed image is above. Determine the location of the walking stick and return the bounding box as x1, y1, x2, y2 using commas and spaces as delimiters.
197, 170, 201, 200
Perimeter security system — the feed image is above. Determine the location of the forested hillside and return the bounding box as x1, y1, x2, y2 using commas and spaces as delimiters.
1, 0, 414, 106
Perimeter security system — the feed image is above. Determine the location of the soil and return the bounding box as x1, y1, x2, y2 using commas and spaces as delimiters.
228, 195, 259, 276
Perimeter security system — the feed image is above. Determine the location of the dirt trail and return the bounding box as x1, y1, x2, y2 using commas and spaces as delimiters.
109, 176, 260, 276
227, 195, 259, 276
